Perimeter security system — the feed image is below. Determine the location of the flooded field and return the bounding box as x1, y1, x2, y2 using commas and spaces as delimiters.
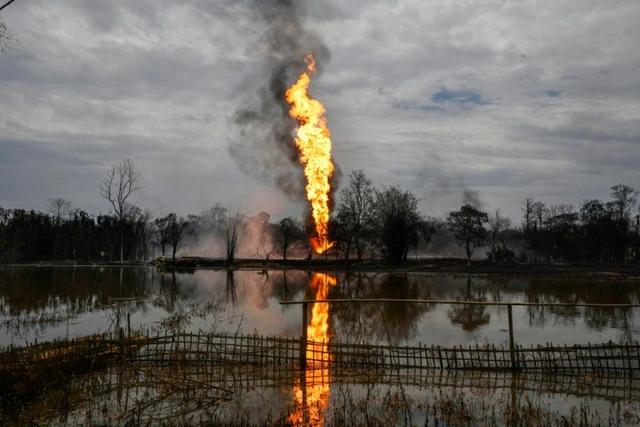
2, 266, 639, 347
2, 266, 640, 425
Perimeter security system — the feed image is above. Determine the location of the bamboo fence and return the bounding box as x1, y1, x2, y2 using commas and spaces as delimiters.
125, 331, 640, 375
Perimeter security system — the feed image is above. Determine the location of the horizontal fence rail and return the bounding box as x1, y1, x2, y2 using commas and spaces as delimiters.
2, 331, 640, 376
280, 298, 640, 372
279, 298, 640, 308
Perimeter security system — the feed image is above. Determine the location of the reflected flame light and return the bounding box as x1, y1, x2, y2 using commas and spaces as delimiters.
289, 272, 337, 425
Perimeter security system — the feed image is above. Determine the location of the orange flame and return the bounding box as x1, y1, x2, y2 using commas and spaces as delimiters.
289, 272, 337, 426
285, 55, 335, 254
306, 273, 336, 364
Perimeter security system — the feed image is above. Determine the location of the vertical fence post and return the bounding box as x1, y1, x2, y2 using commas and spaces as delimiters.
507, 304, 517, 371
300, 302, 308, 369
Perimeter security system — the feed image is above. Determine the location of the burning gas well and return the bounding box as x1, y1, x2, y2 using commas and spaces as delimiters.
285, 54, 336, 254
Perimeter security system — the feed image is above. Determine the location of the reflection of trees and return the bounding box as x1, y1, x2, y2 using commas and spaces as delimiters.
448, 276, 490, 332
156, 271, 179, 312
486, 275, 515, 303
0, 267, 160, 339
330, 273, 434, 344
523, 279, 640, 333
0, 267, 152, 317
225, 269, 237, 305
3, 268, 640, 344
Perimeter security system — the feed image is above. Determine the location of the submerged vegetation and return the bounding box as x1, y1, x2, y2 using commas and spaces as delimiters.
2, 352, 640, 426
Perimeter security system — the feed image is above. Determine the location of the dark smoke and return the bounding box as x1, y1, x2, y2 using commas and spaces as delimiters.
228, 0, 331, 200
462, 188, 483, 209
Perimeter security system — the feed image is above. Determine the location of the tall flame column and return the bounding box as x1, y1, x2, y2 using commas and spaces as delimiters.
285, 55, 336, 254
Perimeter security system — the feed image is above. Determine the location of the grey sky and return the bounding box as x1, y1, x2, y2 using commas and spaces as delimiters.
1, 0, 639, 221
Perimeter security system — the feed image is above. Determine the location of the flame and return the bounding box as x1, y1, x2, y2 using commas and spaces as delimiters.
285, 55, 336, 254
306, 272, 336, 364
289, 272, 337, 426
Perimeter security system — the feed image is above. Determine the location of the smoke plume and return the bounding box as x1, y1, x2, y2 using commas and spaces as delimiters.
228, 0, 331, 201
462, 189, 483, 209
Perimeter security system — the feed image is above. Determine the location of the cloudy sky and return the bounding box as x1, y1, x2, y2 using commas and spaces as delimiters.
1, 0, 639, 221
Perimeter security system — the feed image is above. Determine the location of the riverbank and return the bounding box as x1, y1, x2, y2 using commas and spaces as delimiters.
153, 256, 640, 278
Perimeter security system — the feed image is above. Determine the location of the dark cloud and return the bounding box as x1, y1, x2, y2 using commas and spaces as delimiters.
0, 0, 639, 222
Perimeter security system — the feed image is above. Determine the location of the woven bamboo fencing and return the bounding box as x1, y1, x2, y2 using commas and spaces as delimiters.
126, 331, 640, 375
3, 331, 640, 376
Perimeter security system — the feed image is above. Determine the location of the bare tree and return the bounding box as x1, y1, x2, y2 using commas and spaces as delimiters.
47, 198, 72, 224
254, 212, 276, 259
336, 170, 375, 260
0, 22, 15, 52
521, 198, 534, 232
609, 184, 637, 223
0, 0, 17, 12
99, 159, 142, 262
532, 201, 547, 230
488, 209, 511, 259
223, 209, 245, 263
134, 210, 154, 262
1, 0, 18, 53
46, 198, 73, 260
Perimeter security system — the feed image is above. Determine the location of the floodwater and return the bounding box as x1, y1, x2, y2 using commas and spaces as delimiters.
2, 266, 639, 347
2, 266, 640, 425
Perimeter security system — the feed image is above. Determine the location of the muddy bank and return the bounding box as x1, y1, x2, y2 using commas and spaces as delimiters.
153, 257, 640, 278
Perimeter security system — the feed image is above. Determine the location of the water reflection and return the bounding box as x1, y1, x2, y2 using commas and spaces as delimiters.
289, 273, 337, 426
330, 274, 433, 344
448, 276, 490, 332
1, 267, 640, 347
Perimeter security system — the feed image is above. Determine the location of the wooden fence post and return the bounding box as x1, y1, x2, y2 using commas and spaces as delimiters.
507, 304, 517, 371
300, 302, 308, 369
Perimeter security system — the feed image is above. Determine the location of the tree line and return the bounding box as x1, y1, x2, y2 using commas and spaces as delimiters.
1, 159, 639, 265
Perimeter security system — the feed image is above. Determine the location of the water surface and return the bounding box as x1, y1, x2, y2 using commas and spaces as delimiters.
2, 266, 638, 348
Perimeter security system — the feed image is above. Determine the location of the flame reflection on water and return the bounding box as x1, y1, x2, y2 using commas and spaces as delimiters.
288, 272, 337, 426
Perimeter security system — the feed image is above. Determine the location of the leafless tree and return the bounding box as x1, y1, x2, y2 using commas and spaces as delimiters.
46, 198, 72, 259
532, 201, 547, 230
0, 0, 16, 12
0, 22, 14, 52
521, 198, 534, 231
609, 184, 637, 223
253, 211, 276, 259
1, 1, 18, 52
223, 209, 245, 263
488, 209, 511, 256
99, 159, 142, 262
136, 210, 154, 262
336, 170, 375, 260
47, 198, 72, 224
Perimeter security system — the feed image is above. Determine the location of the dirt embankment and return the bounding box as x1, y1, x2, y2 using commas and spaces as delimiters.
154, 256, 640, 278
